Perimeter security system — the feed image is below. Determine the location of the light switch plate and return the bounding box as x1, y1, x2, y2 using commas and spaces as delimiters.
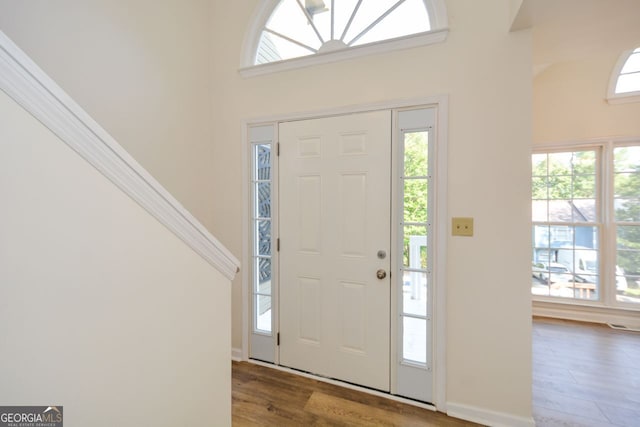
452, 217, 474, 236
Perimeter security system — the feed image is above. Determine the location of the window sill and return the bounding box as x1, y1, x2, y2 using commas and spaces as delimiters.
607, 93, 640, 105
533, 298, 640, 327
239, 28, 449, 78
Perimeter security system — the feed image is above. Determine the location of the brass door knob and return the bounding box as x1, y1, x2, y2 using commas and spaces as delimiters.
376, 269, 387, 280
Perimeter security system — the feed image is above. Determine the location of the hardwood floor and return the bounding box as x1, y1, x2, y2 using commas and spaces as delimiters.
233, 318, 640, 426
232, 362, 480, 426
533, 317, 640, 427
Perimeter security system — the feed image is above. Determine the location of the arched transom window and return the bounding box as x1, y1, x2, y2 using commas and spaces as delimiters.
615, 48, 640, 94
242, 0, 448, 75
608, 47, 640, 103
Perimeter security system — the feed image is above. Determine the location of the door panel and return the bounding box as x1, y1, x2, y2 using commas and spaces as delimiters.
279, 111, 391, 391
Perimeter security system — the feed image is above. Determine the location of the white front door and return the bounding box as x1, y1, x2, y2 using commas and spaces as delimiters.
278, 111, 391, 391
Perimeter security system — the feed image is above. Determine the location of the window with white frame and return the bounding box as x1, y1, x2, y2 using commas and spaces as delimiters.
248, 125, 277, 363
242, 0, 448, 74
399, 130, 430, 365
531, 144, 640, 307
252, 142, 273, 333
258, 0, 431, 63
608, 47, 640, 103
394, 107, 435, 403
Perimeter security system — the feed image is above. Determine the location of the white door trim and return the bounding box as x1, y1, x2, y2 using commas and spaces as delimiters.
241, 95, 448, 410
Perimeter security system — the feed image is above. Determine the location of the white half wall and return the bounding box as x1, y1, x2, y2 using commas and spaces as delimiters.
0, 88, 231, 426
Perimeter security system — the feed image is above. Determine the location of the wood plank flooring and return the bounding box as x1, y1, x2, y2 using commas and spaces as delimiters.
232, 362, 480, 426
233, 317, 640, 426
533, 317, 640, 427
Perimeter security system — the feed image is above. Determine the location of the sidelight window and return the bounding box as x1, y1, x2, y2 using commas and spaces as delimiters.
394, 107, 436, 403
252, 143, 273, 333
399, 130, 430, 364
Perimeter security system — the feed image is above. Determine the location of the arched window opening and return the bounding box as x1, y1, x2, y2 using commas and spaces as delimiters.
257, 0, 431, 64
608, 47, 640, 104
616, 48, 640, 94
242, 0, 449, 75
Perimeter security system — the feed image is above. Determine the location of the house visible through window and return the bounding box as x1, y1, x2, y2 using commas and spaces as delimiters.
256, 0, 432, 64
531, 145, 640, 307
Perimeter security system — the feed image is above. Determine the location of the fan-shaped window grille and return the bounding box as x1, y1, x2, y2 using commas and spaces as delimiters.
250, 0, 447, 67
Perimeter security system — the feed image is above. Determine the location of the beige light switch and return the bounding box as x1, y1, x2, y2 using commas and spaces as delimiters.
452, 217, 474, 237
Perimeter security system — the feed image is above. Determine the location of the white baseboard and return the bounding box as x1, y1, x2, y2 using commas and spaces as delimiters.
231, 347, 244, 362
447, 402, 535, 427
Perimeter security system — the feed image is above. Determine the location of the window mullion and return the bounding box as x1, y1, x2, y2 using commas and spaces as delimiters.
340, 0, 364, 42
330, 0, 335, 40
347, 0, 408, 46
264, 28, 318, 53
620, 70, 640, 77
601, 142, 615, 306
295, 0, 325, 44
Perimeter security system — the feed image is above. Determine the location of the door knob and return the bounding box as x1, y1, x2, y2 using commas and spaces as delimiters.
376, 269, 387, 280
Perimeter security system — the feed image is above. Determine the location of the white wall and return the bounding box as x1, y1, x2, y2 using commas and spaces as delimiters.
0, 0, 534, 423
534, 54, 640, 143
0, 0, 217, 232
0, 90, 231, 426
211, 0, 533, 422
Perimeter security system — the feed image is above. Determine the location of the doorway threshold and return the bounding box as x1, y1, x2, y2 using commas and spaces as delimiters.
247, 358, 437, 412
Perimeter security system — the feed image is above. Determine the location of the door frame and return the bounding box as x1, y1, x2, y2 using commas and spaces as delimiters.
241, 95, 449, 411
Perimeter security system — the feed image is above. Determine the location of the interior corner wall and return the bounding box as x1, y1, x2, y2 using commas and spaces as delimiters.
0, 89, 231, 425
0, 0, 218, 232
212, 0, 533, 421
534, 54, 640, 143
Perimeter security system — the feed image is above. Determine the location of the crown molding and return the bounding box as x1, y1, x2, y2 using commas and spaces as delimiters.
0, 30, 240, 280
